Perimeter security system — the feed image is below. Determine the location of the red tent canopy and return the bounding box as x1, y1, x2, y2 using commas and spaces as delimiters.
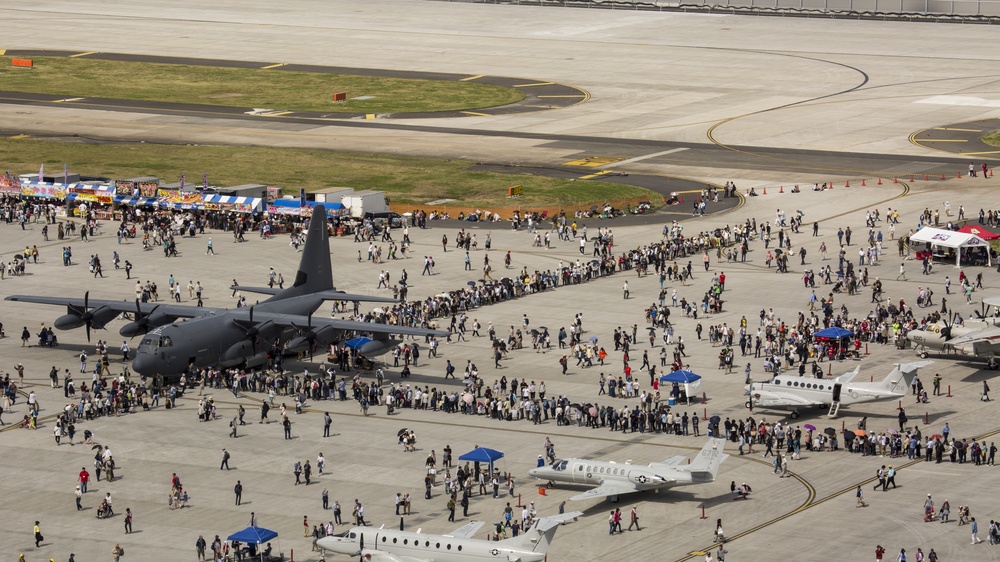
957, 225, 1000, 240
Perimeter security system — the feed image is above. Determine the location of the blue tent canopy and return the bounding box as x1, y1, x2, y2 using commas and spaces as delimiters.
227, 526, 278, 544
344, 336, 374, 350
659, 369, 702, 384
459, 447, 504, 472
815, 327, 853, 339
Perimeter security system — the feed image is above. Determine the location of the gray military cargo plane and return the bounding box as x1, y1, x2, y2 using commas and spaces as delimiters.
6, 204, 446, 377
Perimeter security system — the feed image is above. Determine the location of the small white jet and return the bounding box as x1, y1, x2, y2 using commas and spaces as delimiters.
906, 296, 1000, 360
316, 512, 582, 562
745, 361, 931, 418
526, 438, 728, 501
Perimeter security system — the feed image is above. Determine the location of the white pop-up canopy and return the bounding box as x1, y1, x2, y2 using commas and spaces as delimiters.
909, 227, 992, 267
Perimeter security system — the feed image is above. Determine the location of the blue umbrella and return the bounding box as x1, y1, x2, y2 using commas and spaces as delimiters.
344, 336, 374, 350
659, 369, 702, 384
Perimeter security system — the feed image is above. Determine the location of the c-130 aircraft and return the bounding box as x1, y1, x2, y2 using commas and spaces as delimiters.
6, 204, 447, 377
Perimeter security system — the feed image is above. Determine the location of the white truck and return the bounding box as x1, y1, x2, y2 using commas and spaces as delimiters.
341, 190, 389, 218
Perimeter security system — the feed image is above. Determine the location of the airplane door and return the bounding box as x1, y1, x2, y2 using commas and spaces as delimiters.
832, 383, 842, 402
573, 461, 586, 483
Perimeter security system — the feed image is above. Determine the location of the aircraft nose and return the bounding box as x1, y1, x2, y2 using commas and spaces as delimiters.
132, 354, 154, 376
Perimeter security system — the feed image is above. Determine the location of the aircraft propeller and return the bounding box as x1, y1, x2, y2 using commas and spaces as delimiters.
234, 306, 276, 356
127, 298, 161, 338
64, 291, 114, 342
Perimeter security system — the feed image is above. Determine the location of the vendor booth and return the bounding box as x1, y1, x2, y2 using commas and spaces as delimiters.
203, 193, 263, 214
909, 227, 992, 267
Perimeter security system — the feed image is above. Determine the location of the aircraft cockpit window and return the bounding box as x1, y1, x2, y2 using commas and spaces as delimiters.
349, 532, 356, 539
142, 337, 156, 350
159, 336, 173, 348
554, 460, 568, 471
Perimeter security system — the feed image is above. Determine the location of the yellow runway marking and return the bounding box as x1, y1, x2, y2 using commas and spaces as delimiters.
260, 111, 292, 117
933, 127, 982, 132
918, 139, 967, 143
69, 51, 96, 58
564, 156, 624, 167
259, 63, 286, 70
9, 134, 29, 139
961, 150, 1000, 155
537, 95, 586, 98
579, 170, 613, 179
513, 82, 553, 87
459, 74, 485, 82
461, 111, 490, 117
0, 50, 6, 56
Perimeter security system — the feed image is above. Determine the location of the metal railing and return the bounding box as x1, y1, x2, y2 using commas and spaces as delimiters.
438, 0, 1000, 21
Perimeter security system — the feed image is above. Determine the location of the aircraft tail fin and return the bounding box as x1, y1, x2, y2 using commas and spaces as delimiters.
500, 511, 582, 553
684, 438, 728, 481
268, 205, 333, 301
882, 361, 932, 394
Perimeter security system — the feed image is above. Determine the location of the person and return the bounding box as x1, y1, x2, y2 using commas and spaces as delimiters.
34, 520, 42, 547
323, 412, 332, 438
984, 380, 991, 402
876, 545, 885, 561
714, 518, 724, 542
196, 535, 207, 561
221, 449, 231, 470
112, 543, 124, 562
75, 486, 82, 511
856, 485, 866, 508
972, 516, 983, 543
234, 480, 243, 506
124, 508, 132, 533
897, 548, 906, 562
628, 506, 640, 531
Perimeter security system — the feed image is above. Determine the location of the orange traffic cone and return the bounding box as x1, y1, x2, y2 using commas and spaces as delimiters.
861, 179, 866, 186
991, 169, 995, 177
958, 172, 962, 179
877, 178, 882, 185
845, 180, 850, 187
911, 176, 916, 182
746, 189, 749, 195
941, 172, 946, 180
763, 187, 767, 195
925, 174, 930, 181
893, 177, 898, 183
779, 186, 784, 193
538, 487, 547, 496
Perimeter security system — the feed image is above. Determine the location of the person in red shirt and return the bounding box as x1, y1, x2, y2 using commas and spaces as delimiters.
876, 545, 885, 561
78, 467, 90, 493
719, 272, 726, 291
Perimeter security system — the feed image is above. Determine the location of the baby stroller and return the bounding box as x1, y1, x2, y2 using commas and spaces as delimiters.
97, 499, 114, 519
923, 505, 936, 522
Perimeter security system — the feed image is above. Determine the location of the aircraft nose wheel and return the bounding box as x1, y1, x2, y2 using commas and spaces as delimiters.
919, 352, 929, 359
789, 411, 800, 419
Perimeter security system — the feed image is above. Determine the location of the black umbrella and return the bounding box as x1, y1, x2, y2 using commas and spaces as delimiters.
467, 281, 477, 287
824, 428, 836, 436
774, 249, 783, 255
710, 415, 721, 424
590, 205, 598, 212
570, 403, 582, 409
397, 428, 409, 437
591, 259, 600, 264
648, 327, 657, 333
538, 326, 549, 331
530, 329, 539, 336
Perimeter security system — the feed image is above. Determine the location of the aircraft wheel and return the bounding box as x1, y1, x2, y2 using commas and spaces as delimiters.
919, 352, 928, 359
790, 411, 800, 419
745, 400, 752, 409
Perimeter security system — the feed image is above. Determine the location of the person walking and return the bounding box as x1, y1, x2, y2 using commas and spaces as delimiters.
220, 449, 231, 470
124, 508, 133, 534
75, 486, 83, 511
33, 520, 43, 547
234, 481, 243, 506
628, 506, 641, 531
112, 543, 124, 562
897, 262, 907, 281
972, 517, 983, 543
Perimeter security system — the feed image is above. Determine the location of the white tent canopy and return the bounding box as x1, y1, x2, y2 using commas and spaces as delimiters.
909, 227, 992, 267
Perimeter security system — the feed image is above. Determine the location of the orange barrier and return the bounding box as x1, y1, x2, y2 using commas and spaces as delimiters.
11, 58, 32, 68
332, 92, 347, 102
538, 487, 546, 496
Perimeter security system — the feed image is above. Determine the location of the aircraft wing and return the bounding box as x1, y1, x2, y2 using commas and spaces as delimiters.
445, 520, 485, 539
651, 455, 686, 467
358, 550, 427, 562
568, 480, 640, 501
249, 311, 450, 337
757, 392, 823, 407
4, 295, 217, 319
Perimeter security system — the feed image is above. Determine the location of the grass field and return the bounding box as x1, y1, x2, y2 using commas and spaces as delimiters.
0, 56, 524, 114
1, 138, 657, 210
983, 131, 1000, 148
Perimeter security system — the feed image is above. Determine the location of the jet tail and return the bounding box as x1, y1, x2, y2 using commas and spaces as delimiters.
683, 438, 728, 481
881, 361, 932, 394
266, 205, 334, 302
500, 511, 582, 553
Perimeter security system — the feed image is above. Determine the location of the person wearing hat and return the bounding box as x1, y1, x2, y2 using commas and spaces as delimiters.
884, 465, 897, 491
75, 486, 82, 511
896, 547, 906, 562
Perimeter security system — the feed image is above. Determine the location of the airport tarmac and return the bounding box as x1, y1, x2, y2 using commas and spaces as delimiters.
1, 1, 1000, 561
1, 174, 999, 562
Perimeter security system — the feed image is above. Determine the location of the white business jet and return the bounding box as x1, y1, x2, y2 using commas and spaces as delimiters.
316, 512, 581, 562
526, 438, 728, 501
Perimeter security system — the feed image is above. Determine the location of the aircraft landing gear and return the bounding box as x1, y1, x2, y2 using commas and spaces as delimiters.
789, 411, 800, 419
919, 351, 929, 359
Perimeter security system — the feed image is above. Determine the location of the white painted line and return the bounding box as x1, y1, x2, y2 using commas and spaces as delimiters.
598, 147, 688, 169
